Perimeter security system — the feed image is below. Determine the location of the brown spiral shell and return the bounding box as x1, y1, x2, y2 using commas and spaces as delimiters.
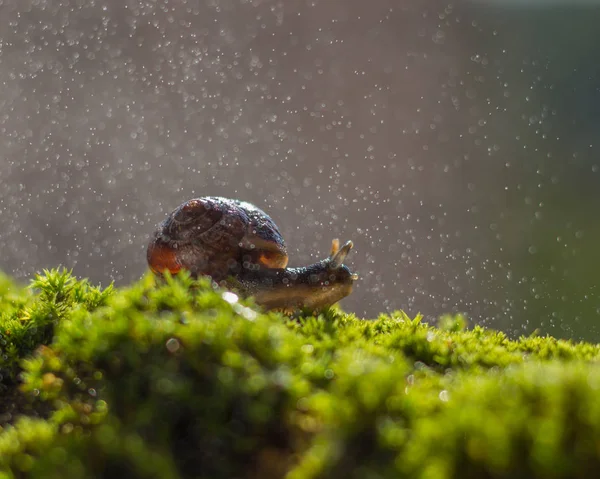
147, 197, 288, 282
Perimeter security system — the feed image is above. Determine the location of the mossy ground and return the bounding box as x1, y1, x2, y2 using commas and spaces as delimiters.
0, 269, 599, 478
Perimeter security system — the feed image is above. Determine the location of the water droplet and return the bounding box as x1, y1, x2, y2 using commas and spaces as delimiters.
222, 292, 239, 304
166, 338, 180, 353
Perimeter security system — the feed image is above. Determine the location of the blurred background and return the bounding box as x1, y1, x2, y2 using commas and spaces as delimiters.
0, 0, 599, 340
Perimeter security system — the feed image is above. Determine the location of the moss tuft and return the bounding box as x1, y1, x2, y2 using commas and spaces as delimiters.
0, 269, 598, 478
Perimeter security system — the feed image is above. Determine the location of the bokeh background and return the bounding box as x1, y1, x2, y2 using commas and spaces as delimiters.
0, 0, 599, 340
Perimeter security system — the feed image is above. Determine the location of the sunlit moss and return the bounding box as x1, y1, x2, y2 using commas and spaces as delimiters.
0, 269, 599, 477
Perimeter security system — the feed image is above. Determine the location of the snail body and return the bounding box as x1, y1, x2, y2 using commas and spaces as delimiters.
147, 197, 357, 312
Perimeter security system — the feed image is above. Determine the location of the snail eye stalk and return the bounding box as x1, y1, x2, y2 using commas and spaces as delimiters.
330, 238, 340, 257
330, 240, 353, 269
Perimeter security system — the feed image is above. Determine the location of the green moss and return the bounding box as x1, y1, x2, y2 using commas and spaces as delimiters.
0, 269, 113, 387
0, 269, 599, 478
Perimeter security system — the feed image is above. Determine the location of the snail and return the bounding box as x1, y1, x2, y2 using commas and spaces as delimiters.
147, 196, 358, 312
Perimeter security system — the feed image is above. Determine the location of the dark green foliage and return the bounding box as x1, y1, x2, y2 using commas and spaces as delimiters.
0, 269, 112, 425
0, 269, 600, 478
19, 272, 315, 478
0, 269, 113, 388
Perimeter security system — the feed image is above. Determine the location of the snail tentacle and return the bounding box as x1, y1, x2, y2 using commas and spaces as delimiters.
330, 240, 353, 269
329, 238, 340, 257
